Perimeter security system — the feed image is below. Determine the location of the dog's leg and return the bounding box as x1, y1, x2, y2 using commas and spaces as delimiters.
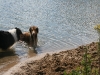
31, 35, 36, 50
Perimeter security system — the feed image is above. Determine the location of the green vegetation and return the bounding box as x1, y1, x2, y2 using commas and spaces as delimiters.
94, 24, 100, 30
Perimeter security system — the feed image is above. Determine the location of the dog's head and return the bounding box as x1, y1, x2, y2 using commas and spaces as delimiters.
29, 26, 39, 35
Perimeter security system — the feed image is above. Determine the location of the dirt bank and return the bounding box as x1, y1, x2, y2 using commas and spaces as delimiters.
4, 42, 99, 75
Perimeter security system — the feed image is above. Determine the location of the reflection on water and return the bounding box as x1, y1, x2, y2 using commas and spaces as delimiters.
0, 0, 100, 74
0, 51, 16, 58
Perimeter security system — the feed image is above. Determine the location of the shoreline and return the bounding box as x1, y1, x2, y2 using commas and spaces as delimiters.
3, 42, 99, 75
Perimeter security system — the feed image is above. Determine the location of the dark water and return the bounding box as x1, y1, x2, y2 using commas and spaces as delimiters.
0, 0, 100, 74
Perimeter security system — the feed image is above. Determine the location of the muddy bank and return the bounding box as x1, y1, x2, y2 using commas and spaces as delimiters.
3, 42, 99, 75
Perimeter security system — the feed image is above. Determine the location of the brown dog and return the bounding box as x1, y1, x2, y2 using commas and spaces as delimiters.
20, 26, 39, 50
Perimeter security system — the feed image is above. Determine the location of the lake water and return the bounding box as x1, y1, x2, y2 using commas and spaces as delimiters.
0, 0, 100, 74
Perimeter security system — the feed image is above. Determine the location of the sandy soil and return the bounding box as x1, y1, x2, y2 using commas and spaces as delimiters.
3, 42, 99, 75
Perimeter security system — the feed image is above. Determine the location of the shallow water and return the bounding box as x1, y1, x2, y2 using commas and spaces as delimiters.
0, 0, 100, 74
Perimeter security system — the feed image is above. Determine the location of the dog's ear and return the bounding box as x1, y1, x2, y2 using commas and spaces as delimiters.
29, 27, 32, 33
36, 27, 39, 33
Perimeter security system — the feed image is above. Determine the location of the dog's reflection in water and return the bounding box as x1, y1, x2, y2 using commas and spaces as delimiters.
0, 48, 16, 58
0, 47, 37, 60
